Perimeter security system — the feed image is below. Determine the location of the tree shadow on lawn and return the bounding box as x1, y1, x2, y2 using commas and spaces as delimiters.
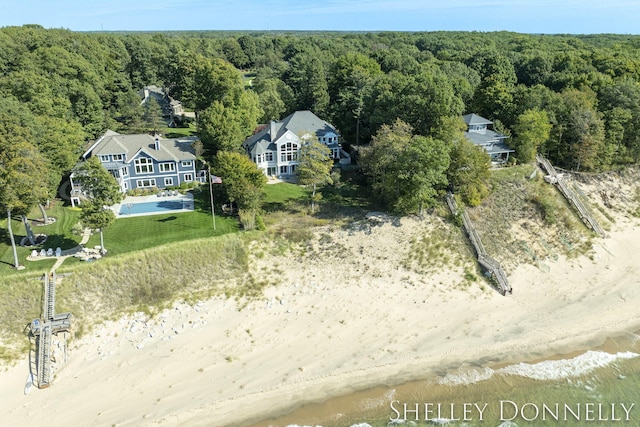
25, 234, 80, 252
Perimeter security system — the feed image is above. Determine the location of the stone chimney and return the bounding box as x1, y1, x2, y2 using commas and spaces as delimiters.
270, 121, 277, 141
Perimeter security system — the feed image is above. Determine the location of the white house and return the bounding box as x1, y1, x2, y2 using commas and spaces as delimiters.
242, 110, 350, 177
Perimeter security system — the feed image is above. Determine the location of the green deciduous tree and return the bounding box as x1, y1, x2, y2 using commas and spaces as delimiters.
512, 109, 553, 163
446, 137, 491, 207
254, 78, 287, 122
73, 156, 123, 253
0, 116, 49, 268
297, 136, 333, 213
198, 88, 262, 156
359, 119, 450, 215
213, 151, 267, 230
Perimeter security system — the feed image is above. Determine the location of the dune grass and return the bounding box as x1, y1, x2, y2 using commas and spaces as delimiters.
0, 233, 255, 361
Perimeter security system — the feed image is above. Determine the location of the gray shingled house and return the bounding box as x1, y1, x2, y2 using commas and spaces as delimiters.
70, 130, 201, 206
242, 110, 350, 178
463, 113, 515, 164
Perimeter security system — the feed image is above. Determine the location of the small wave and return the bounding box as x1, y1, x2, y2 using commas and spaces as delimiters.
436, 366, 495, 385
498, 350, 639, 381
361, 389, 397, 411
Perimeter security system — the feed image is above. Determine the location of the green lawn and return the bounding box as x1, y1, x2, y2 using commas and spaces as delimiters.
0, 173, 373, 279
85, 209, 238, 255
0, 203, 84, 275
0, 189, 238, 278
262, 182, 308, 211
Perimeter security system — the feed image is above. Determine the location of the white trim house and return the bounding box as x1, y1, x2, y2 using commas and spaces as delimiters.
242, 110, 350, 177
70, 130, 201, 206
463, 113, 515, 164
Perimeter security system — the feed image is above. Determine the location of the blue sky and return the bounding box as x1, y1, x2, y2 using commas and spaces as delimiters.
1, 0, 638, 34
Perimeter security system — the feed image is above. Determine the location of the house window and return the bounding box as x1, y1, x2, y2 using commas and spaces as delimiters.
136, 179, 156, 188
164, 177, 174, 186
99, 155, 110, 162
113, 154, 125, 162
181, 160, 193, 167
123, 182, 128, 190
267, 167, 276, 176
280, 166, 288, 174
122, 167, 129, 177
183, 173, 193, 182
159, 162, 175, 172
290, 164, 296, 174
256, 154, 263, 163
135, 157, 153, 174
265, 152, 274, 162
279, 142, 298, 162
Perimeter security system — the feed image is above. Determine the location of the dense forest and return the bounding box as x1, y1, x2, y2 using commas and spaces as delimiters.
2, 25, 640, 216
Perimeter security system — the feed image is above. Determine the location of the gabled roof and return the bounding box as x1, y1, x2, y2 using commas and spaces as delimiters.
464, 129, 514, 154
83, 130, 197, 163
278, 110, 338, 139
463, 113, 493, 126
243, 110, 338, 156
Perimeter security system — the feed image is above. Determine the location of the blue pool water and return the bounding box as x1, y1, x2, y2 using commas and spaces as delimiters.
119, 200, 186, 215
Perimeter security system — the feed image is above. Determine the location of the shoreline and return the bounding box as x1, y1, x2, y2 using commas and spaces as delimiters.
236, 324, 640, 427
248, 327, 640, 427
0, 216, 639, 427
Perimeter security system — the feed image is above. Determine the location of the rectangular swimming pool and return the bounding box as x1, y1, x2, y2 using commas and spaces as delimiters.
119, 200, 186, 215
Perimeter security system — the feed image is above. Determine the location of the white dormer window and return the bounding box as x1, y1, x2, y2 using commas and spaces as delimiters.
99, 155, 110, 162
112, 154, 125, 162
181, 160, 193, 167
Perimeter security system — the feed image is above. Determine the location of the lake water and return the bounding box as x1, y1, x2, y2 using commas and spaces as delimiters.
249, 330, 640, 427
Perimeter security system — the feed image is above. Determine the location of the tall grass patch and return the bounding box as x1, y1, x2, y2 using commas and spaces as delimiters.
55, 233, 252, 335
470, 165, 592, 270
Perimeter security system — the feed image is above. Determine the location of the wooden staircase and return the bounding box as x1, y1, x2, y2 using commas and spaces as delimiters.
446, 194, 512, 296
30, 273, 72, 389
536, 155, 606, 237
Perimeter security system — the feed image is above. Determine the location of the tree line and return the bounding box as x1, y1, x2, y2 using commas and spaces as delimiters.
2, 25, 640, 250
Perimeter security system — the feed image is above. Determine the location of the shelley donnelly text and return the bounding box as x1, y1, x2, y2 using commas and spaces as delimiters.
390, 400, 635, 422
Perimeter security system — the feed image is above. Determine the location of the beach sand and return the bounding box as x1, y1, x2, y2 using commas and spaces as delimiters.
1, 181, 640, 427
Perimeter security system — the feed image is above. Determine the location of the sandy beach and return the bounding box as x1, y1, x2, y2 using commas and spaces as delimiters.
1, 182, 640, 426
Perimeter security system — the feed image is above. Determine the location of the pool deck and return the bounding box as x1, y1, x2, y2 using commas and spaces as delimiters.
112, 192, 195, 218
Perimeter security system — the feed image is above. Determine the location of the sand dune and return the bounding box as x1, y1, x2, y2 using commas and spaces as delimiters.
1, 176, 640, 426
